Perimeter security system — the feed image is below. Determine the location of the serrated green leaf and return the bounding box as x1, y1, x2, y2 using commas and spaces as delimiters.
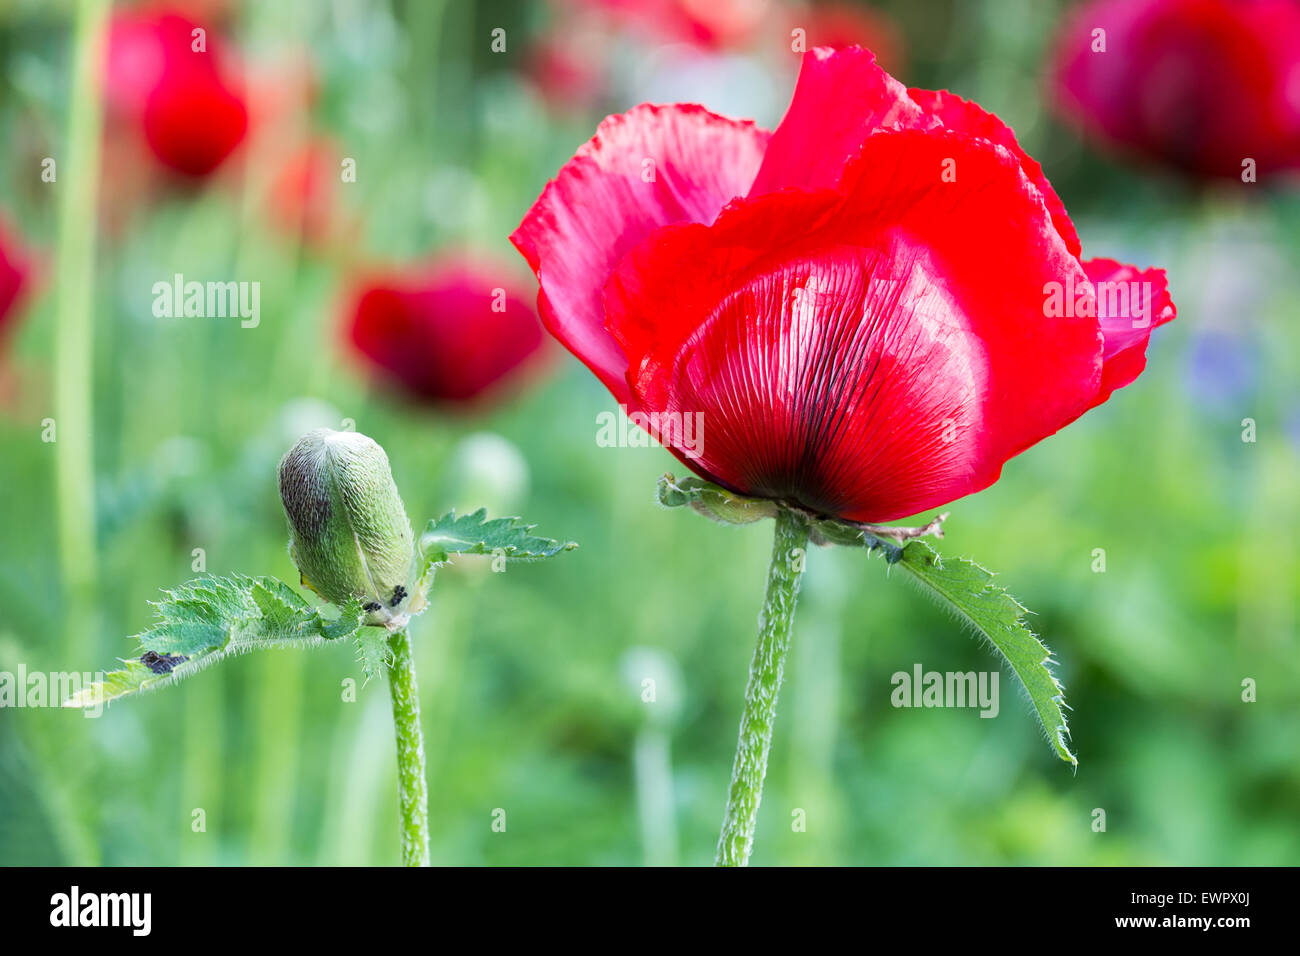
64, 574, 366, 709
888, 541, 1076, 767
419, 508, 577, 568
354, 628, 392, 685
325, 597, 369, 641
62, 660, 163, 708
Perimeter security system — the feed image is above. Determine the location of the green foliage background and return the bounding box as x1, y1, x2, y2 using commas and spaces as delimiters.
0, 0, 1296, 865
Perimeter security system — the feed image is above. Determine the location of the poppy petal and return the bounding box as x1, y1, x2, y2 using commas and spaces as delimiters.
511, 104, 770, 403
1083, 257, 1177, 407
747, 45, 937, 197
907, 87, 1083, 257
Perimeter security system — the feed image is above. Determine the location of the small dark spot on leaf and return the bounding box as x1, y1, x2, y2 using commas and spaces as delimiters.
140, 651, 187, 674
390, 585, 407, 607
363, 601, 382, 612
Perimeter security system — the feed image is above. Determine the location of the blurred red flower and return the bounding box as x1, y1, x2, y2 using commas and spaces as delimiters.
787, 2, 905, 75
576, 0, 771, 50
513, 46, 1176, 523
266, 138, 349, 247
0, 220, 35, 346
1051, 0, 1300, 180
104, 9, 249, 178
344, 258, 549, 406
526, 30, 609, 113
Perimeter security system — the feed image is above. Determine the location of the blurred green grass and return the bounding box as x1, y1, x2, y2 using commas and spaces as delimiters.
0, 0, 1296, 865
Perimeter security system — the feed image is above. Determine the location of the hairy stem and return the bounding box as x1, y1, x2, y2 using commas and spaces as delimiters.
386, 627, 429, 866
716, 508, 810, 866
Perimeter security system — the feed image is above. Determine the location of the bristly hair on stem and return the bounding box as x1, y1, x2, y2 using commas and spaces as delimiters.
716, 507, 810, 866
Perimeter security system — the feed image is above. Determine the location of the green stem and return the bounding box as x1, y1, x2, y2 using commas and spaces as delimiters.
716, 508, 810, 866
39, 0, 109, 870
55, 0, 107, 664
386, 627, 429, 866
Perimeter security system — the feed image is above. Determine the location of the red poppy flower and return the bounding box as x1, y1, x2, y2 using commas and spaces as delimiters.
512, 46, 1175, 522
344, 257, 549, 406
1051, 0, 1300, 180
105, 9, 249, 178
0, 220, 34, 346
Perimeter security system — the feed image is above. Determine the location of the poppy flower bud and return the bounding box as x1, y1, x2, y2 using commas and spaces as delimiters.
278, 428, 418, 626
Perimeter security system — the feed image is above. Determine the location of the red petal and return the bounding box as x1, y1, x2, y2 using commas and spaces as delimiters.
510, 104, 769, 403
1083, 257, 1177, 407
907, 88, 1082, 257
607, 130, 1103, 522
747, 49, 1081, 259
747, 45, 937, 197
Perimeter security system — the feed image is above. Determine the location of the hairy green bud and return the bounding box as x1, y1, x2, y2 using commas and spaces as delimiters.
278, 428, 419, 626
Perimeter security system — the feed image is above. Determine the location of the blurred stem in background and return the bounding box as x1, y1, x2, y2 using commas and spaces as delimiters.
249, 654, 305, 864
716, 509, 811, 867
236, 0, 313, 866
622, 644, 684, 867
316, 688, 391, 865
40, 0, 109, 867
54, 0, 107, 665
0, 636, 98, 864
634, 723, 678, 867
387, 626, 430, 866
179, 678, 223, 865
407, 0, 447, 135
787, 548, 847, 865
419, 572, 475, 851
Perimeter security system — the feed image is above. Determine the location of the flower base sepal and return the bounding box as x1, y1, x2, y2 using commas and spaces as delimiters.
656, 472, 947, 558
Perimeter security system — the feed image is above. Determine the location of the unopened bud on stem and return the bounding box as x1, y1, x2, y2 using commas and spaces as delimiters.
278, 428, 418, 626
